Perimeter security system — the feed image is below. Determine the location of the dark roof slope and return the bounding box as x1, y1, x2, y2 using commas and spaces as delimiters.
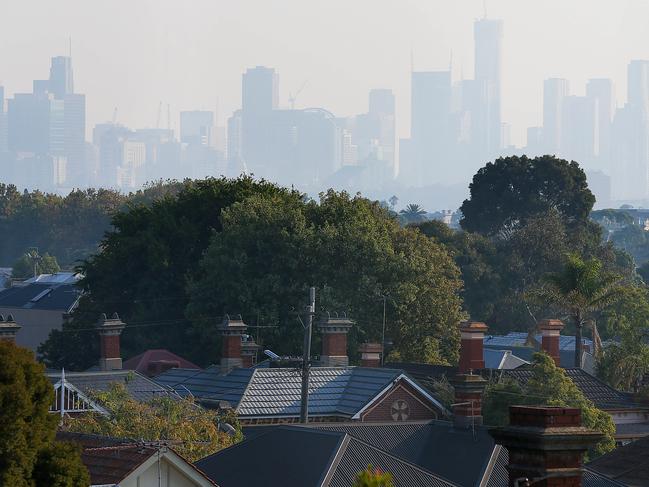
588, 434, 649, 486
196, 426, 457, 487
503, 367, 638, 410
48, 370, 175, 403
306, 421, 496, 487
0, 282, 79, 311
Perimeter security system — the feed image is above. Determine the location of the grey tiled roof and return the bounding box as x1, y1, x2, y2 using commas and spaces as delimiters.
159, 366, 417, 419
589, 434, 649, 485
196, 426, 458, 487
48, 370, 175, 403
503, 367, 639, 410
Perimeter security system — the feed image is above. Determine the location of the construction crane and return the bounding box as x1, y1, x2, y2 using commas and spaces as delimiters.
289, 81, 308, 110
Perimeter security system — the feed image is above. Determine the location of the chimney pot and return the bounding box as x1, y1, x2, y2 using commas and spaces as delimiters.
490, 406, 603, 487
538, 319, 564, 366
359, 342, 382, 367
97, 313, 126, 371
217, 315, 248, 373
241, 334, 261, 368
0, 315, 21, 343
318, 316, 353, 367
459, 320, 488, 373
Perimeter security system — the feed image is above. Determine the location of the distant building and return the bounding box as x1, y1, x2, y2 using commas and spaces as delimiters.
0, 272, 81, 351
180, 110, 214, 146
543, 78, 570, 154
474, 17, 503, 156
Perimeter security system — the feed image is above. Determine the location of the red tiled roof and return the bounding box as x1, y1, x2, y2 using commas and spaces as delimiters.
123, 349, 200, 376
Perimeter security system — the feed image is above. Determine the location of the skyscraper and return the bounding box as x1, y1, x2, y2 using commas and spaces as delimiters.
542, 78, 570, 154
0, 87, 7, 153
49, 56, 74, 99
474, 18, 503, 155
402, 71, 452, 185
241, 66, 279, 177
586, 78, 614, 163
561, 95, 596, 167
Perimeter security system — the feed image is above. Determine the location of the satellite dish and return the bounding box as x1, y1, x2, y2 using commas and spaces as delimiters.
264, 349, 280, 360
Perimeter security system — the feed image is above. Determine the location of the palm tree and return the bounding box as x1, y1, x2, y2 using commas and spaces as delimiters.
399, 204, 427, 224
538, 254, 622, 367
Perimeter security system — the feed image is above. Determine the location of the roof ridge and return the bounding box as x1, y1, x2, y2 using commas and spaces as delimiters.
346, 436, 458, 485
319, 433, 350, 487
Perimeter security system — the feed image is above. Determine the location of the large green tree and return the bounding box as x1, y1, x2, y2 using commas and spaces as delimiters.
186, 190, 465, 364
40, 177, 303, 369
0, 341, 88, 486
12, 250, 61, 279
482, 353, 616, 457
460, 155, 595, 238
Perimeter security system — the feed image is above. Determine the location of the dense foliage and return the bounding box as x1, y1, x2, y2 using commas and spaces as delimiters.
61, 382, 241, 462
41, 178, 463, 368
0, 341, 88, 486
483, 353, 616, 456
460, 155, 595, 237
0, 181, 183, 268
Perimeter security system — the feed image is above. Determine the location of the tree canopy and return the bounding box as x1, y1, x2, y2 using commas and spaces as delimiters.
0, 341, 88, 486
352, 465, 394, 487
460, 155, 595, 238
186, 190, 464, 364
61, 382, 241, 462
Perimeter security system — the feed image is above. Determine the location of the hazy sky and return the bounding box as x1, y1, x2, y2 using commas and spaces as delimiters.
2, 0, 649, 145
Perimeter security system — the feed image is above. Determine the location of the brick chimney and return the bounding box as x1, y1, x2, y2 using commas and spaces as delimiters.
451, 373, 487, 428
459, 320, 488, 373
217, 315, 247, 374
241, 334, 261, 368
97, 313, 126, 371
490, 406, 603, 487
0, 314, 21, 343
318, 314, 353, 367
359, 342, 382, 367
539, 319, 564, 366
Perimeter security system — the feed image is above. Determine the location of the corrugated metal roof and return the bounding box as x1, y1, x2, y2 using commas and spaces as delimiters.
483, 332, 593, 351
196, 426, 457, 487
0, 282, 80, 311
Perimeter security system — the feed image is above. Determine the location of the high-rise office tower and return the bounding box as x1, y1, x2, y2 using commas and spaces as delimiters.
561, 95, 596, 167
368, 89, 396, 168
612, 61, 649, 199
49, 56, 74, 99
241, 66, 279, 178
406, 71, 452, 185
0, 86, 7, 153
474, 18, 503, 155
586, 78, 614, 163
180, 111, 214, 146
542, 78, 570, 154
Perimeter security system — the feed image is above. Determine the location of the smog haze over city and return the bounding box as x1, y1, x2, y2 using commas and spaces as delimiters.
2, 0, 649, 210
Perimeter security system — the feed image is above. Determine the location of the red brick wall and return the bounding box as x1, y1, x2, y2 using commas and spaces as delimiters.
100, 334, 120, 359
361, 381, 440, 422
459, 337, 484, 373
542, 335, 561, 365
322, 333, 347, 357
222, 335, 241, 359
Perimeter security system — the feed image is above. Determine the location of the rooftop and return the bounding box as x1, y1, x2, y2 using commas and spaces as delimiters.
0, 281, 80, 311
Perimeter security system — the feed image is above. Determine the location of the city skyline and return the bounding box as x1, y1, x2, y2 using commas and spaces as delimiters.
2, 1, 649, 147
